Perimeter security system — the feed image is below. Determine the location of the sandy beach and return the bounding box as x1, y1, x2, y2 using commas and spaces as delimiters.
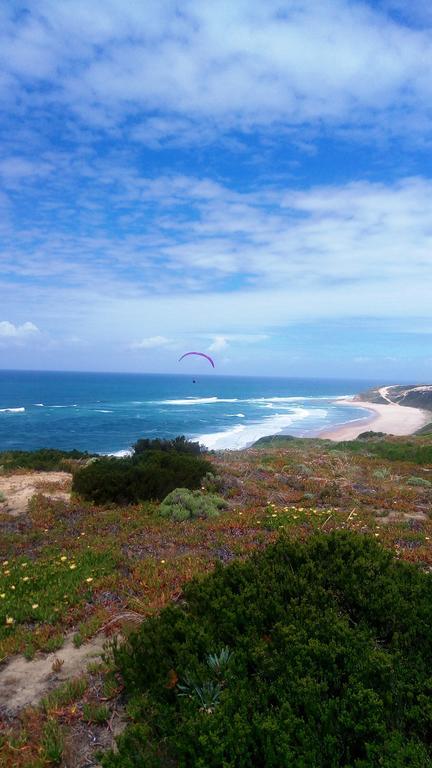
319, 398, 430, 441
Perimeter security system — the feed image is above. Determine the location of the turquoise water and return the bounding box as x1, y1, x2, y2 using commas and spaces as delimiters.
0, 371, 378, 453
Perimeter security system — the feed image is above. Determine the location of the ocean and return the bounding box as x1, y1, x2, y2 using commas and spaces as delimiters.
0, 370, 378, 454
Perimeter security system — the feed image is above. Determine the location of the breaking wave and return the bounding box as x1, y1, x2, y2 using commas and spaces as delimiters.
198, 407, 326, 450
162, 397, 239, 405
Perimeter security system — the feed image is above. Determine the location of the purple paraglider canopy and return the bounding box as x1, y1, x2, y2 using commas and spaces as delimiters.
178, 351, 215, 368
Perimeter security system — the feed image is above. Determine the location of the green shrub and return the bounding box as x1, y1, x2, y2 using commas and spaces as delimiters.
133, 435, 204, 456
40, 718, 64, 765
82, 702, 110, 724
406, 476, 432, 487
73, 452, 212, 505
158, 488, 227, 522
357, 431, 387, 440
333, 440, 432, 465
0, 448, 90, 471
102, 532, 432, 768
372, 467, 391, 480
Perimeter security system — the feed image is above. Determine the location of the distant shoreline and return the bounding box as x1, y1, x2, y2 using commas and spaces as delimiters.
317, 397, 430, 441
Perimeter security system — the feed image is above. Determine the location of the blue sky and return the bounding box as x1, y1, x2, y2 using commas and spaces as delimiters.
1, 0, 432, 378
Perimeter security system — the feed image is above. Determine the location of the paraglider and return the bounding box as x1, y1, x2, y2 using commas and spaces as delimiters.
178, 351, 215, 383
178, 352, 215, 368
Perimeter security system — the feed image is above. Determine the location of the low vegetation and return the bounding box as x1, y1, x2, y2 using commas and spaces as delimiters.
0, 448, 90, 472
159, 488, 228, 521
2, 432, 432, 765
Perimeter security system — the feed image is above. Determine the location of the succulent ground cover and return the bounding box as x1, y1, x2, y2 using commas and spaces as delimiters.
0, 433, 432, 765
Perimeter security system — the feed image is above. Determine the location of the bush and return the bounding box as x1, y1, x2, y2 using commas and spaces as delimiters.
159, 488, 228, 522
357, 431, 387, 439
133, 435, 204, 456
103, 532, 432, 768
72, 452, 212, 505
406, 476, 432, 487
0, 448, 90, 471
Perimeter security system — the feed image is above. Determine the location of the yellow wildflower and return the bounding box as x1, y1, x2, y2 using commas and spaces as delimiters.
5, 616, 14, 625
2, 560, 8, 566
86, 577, 93, 583
4, 570, 10, 576
21, 562, 28, 568
69, 563, 77, 570
0, 593, 5, 599
271, 513, 277, 517
60, 556, 67, 561
22, 576, 29, 582
32, 603, 39, 610
11, 585, 15, 590
160, 559, 166, 564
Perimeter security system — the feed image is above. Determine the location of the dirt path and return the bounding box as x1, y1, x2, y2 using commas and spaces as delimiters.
0, 471, 71, 516
0, 634, 106, 714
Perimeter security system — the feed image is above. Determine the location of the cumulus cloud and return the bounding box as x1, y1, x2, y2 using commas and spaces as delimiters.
0, 320, 39, 338
130, 335, 171, 349
208, 336, 229, 352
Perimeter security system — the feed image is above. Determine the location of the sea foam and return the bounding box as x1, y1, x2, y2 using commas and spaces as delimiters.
197, 407, 323, 450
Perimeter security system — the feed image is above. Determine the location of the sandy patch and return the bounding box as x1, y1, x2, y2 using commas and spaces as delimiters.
318, 399, 430, 441
0, 471, 71, 516
0, 634, 106, 714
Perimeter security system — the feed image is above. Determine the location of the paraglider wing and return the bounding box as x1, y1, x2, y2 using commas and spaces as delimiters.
178, 351, 215, 368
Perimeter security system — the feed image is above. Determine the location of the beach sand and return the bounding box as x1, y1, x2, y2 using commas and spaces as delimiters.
318, 398, 430, 441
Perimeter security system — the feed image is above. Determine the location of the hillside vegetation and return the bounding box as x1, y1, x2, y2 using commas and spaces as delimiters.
1, 431, 432, 766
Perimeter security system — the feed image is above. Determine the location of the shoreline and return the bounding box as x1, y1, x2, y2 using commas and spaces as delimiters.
317, 398, 430, 441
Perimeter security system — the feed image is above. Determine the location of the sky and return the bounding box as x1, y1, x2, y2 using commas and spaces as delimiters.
1, 0, 432, 379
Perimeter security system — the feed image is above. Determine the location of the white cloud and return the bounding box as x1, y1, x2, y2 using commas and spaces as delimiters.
208, 336, 229, 352
130, 335, 171, 349
2, 1, 432, 141
0, 320, 39, 338
2, 173, 432, 328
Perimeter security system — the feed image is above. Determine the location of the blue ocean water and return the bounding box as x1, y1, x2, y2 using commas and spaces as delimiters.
0, 371, 378, 454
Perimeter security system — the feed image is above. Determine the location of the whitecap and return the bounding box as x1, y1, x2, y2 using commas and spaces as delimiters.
197, 407, 313, 450
0, 407, 25, 413
162, 397, 238, 406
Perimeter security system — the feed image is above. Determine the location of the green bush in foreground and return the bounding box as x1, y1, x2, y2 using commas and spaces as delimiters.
103, 532, 432, 768
159, 488, 228, 522
72, 452, 212, 504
